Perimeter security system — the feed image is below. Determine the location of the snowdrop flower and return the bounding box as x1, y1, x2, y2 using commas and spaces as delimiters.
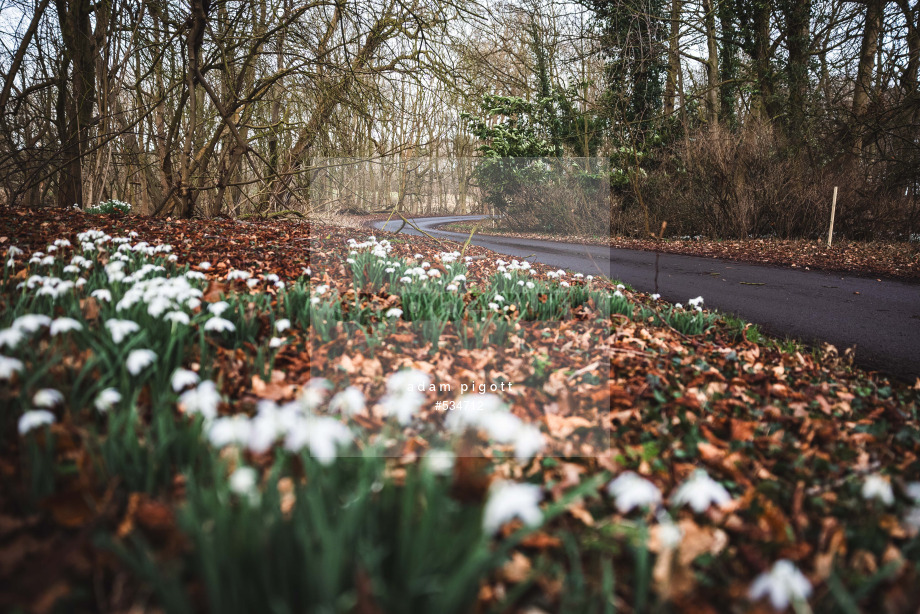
171, 368, 200, 392
672, 469, 732, 512
385, 267, 395, 273
483, 481, 543, 534
106, 319, 140, 344
424, 449, 455, 475
399, 276, 412, 283
385, 308, 403, 318
275, 319, 291, 333
862, 474, 894, 506
164, 311, 190, 325
228, 466, 260, 502
7, 246, 23, 257
179, 380, 221, 420
94, 388, 122, 412
18, 410, 55, 435
329, 386, 366, 416
0, 355, 24, 379
208, 301, 230, 316
513, 423, 545, 462
208, 415, 252, 448
314, 284, 329, 295
414, 253, 423, 259
379, 369, 429, 424
299, 378, 331, 411
651, 294, 661, 301
50, 318, 82, 336
269, 337, 285, 349
91, 289, 112, 302
688, 296, 704, 308
13, 314, 52, 334
656, 510, 683, 548
204, 317, 236, 333
494, 294, 505, 302
587, 275, 594, 281
446, 283, 459, 292
33, 389, 63, 408
227, 269, 251, 281
246, 279, 260, 288
198, 261, 211, 270
526, 281, 535, 289
560, 281, 570, 287
675, 303, 683, 309
607, 472, 662, 513
126, 349, 157, 375
748, 560, 812, 611
488, 302, 499, 311
284, 416, 352, 464
0, 328, 25, 349
906, 482, 920, 502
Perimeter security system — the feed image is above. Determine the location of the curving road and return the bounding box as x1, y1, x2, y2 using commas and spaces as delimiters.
372, 215, 920, 381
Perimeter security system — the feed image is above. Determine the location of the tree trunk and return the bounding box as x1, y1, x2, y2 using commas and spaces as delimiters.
55, 0, 96, 208
784, 0, 811, 137
702, 0, 721, 126
664, 0, 682, 116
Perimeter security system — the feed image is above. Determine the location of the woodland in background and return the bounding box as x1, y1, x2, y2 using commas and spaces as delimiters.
0, 0, 918, 239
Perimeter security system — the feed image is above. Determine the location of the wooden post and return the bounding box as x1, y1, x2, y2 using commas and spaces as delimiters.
827, 186, 838, 247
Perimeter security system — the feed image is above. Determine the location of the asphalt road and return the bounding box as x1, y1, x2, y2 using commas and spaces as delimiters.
372, 215, 920, 381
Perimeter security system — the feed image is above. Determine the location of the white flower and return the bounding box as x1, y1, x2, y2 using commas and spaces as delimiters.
329, 386, 366, 416
208, 301, 230, 316
494, 294, 505, 302
275, 319, 291, 333
178, 380, 221, 420
299, 378, 331, 411
171, 368, 200, 392
227, 269, 251, 281
513, 424, 545, 462
204, 317, 236, 333
164, 311, 190, 325
18, 410, 55, 435
906, 482, 920, 502
0, 328, 24, 349
424, 450, 455, 475
688, 296, 704, 308
651, 294, 661, 300
385, 308, 403, 318
106, 319, 140, 344
483, 481, 543, 534
0, 355, 24, 379
91, 289, 112, 302
748, 560, 812, 611
50, 317, 82, 336
246, 279, 259, 288
228, 466, 260, 501
208, 415, 253, 448
7, 246, 23, 257
672, 469, 732, 512
33, 388, 64, 408
862, 474, 894, 506
488, 302, 499, 311
526, 281, 535, 289
13, 314, 51, 334
198, 261, 211, 270
94, 388, 122, 412
379, 370, 430, 424
446, 284, 458, 291
284, 416, 352, 464
607, 472, 662, 513
126, 349, 157, 375
399, 276, 412, 283
269, 336, 285, 348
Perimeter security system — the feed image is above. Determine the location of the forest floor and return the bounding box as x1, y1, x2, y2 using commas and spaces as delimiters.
1, 207, 919, 613
440, 221, 920, 282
